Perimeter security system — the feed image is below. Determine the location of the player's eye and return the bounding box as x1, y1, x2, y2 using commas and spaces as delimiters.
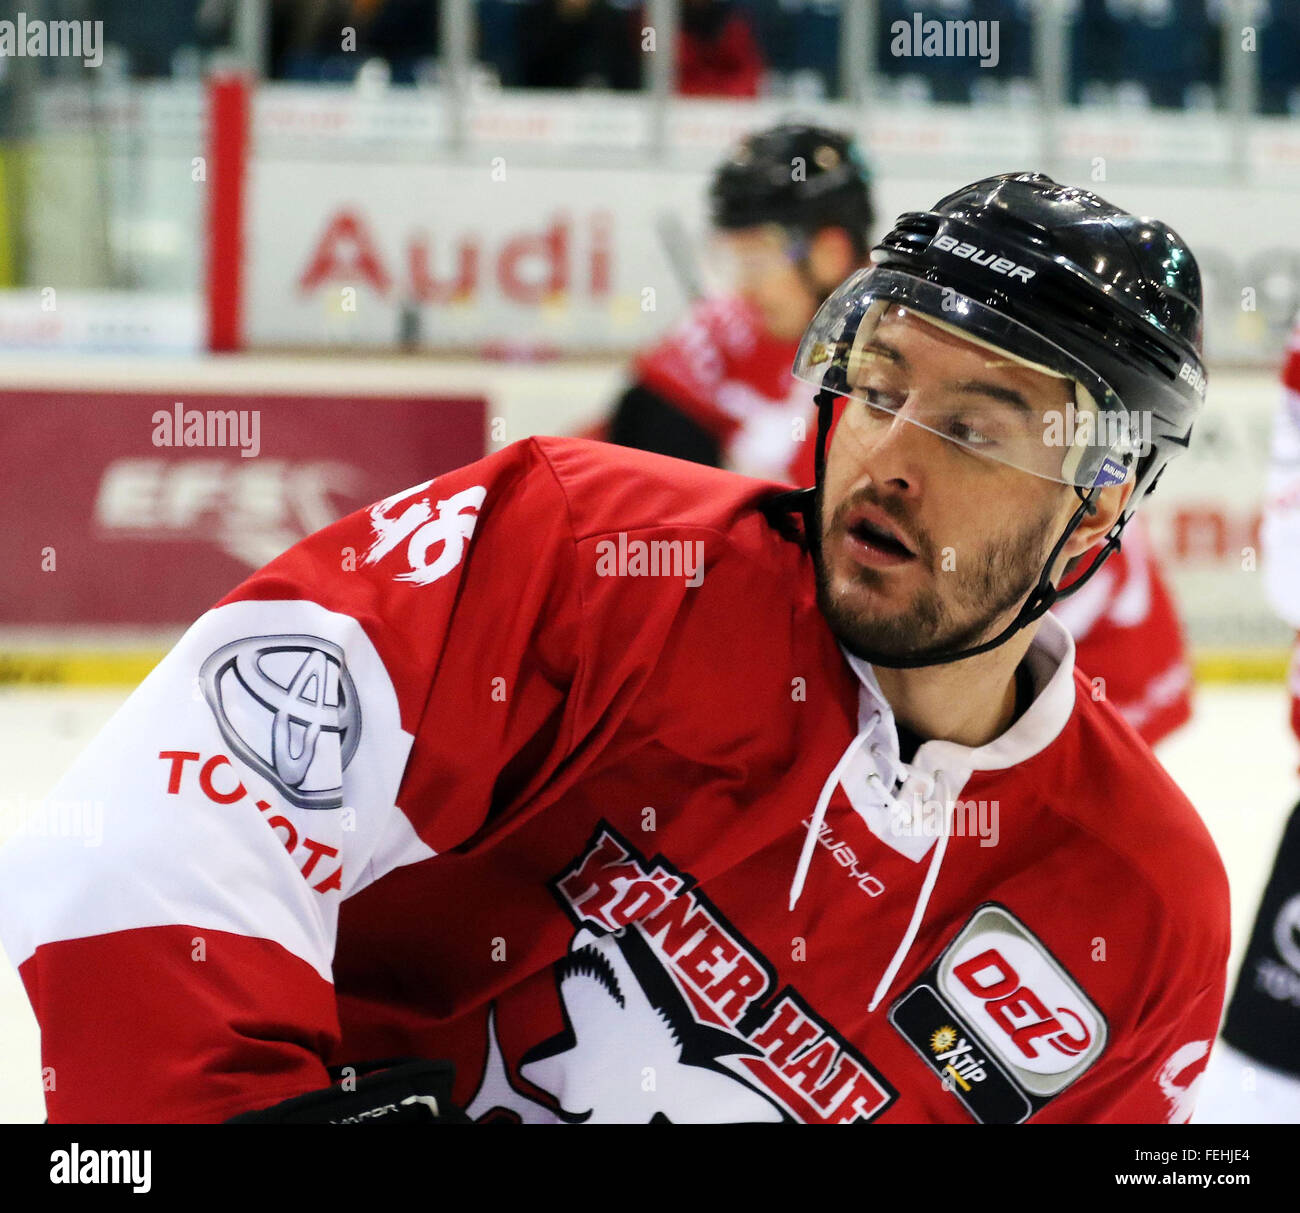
944, 415, 1000, 448
860, 386, 904, 414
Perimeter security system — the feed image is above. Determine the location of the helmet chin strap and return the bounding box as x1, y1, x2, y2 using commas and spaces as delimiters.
794, 388, 1128, 670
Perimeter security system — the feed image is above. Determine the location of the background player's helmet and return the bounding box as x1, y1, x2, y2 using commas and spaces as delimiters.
790, 172, 1208, 667
709, 123, 875, 257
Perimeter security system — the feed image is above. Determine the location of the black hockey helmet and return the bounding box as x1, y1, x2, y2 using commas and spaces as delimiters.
791, 171, 1208, 667
710, 123, 875, 256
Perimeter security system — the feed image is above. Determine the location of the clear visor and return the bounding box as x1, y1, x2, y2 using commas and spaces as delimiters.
793, 267, 1142, 488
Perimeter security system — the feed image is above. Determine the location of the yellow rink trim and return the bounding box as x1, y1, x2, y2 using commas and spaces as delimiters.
1193, 651, 1291, 684
0, 651, 165, 688
0, 144, 14, 286
0, 646, 1292, 689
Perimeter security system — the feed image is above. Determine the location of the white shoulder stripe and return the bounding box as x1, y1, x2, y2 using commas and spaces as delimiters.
0, 598, 436, 979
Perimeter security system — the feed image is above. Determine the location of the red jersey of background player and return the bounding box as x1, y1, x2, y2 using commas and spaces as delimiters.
604, 295, 1193, 746
0, 438, 1227, 1123
592, 294, 810, 479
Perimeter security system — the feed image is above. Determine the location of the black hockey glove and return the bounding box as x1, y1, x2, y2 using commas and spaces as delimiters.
226, 1058, 472, 1124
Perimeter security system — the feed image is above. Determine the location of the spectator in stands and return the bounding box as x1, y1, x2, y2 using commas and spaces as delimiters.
517, 0, 640, 90
260, 0, 368, 81
365, 0, 440, 77
677, 0, 764, 97
255, 0, 438, 83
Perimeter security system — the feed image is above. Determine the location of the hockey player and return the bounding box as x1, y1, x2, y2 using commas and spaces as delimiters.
1195, 320, 1300, 1123
0, 174, 1227, 1124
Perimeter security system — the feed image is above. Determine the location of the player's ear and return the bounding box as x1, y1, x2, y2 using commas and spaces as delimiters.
1058, 477, 1136, 564
807, 226, 856, 289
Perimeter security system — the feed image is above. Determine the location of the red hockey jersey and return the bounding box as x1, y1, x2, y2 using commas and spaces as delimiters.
0, 438, 1229, 1124
631, 294, 809, 480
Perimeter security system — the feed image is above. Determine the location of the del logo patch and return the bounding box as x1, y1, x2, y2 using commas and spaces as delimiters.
889, 903, 1107, 1123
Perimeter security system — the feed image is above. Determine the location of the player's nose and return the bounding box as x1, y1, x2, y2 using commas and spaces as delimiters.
845, 404, 933, 501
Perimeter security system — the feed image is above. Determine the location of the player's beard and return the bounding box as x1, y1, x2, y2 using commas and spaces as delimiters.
812, 481, 1063, 667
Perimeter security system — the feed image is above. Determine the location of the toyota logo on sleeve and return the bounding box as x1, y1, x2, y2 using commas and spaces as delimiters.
199, 635, 361, 809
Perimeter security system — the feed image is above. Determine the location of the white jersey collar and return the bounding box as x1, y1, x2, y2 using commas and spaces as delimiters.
834, 613, 1078, 863
841, 610, 1077, 776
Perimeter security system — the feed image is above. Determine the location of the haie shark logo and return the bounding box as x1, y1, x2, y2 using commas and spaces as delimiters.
466, 928, 784, 1124
463, 824, 897, 1124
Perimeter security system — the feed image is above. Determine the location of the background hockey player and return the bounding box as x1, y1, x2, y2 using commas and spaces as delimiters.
0, 174, 1228, 1125
601, 122, 876, 481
